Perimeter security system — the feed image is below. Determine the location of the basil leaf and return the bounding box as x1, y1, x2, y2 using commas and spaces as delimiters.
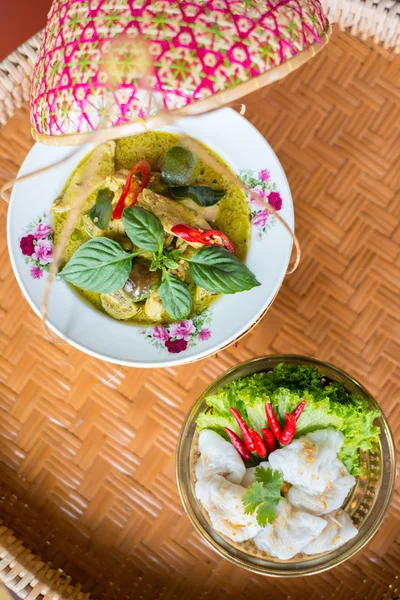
122, 206, 164, 252
59, 238, 133, 293
158, 272, 192, 320
187, 246, 260, 294
170, 186, 225, 207
88, 189, 113, 230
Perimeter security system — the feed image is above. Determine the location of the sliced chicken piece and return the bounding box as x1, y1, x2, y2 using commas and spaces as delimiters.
195, 474, 262, 543
288, 469, 355, 515
53, 141, 116, 213
102, 169, 130, 195
175, 238, 188, 252
137, 188, 210, 247
103, 170, 135, 237
180, 198, 220, 223
268, 429, 345, 494
108, 218, 127, 237
241, 461, 270, 488
254, 499, 327, 560
75, 171, 130, 239
195, 430, 246, 484
303, 509, 358, 555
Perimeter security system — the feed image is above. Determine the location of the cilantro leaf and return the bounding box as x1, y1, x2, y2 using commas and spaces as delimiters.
242, 482, 267, 514
257, 497, 281, 527
242, 467, 283, 526
255, 466, 282, 490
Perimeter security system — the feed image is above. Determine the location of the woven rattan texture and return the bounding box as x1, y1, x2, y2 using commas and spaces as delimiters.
0, 34, 42, 128
322, 0, 400, 52
0, 28, 399, 600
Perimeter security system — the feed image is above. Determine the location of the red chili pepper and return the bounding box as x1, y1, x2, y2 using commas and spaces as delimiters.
250, 430, 267, 459
230, 408, 255, 452
171, 224, 236, 254
261, 428, 277, 454
224, 427, 252, 462
112, 160, 151, 220
280, 414, 297, 446
292, 399, 306, 421
265, 402, 282, 440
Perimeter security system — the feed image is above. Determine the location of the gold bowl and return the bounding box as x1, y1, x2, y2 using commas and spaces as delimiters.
176, 355, 396, 576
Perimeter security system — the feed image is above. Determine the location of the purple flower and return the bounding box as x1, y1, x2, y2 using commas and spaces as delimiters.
198, 328, 211, 341
165, 338, 188, 354
258, 168, 270, 182
169, 320, 195, 341
152, 326, 170, 342
252, 209, 270, 228
268, 191, 282, 211
249, 185, 267, 206
20, 234, 35, 256
33, 239, 53, 265
34, 222, 53, 239
30, 265, 43, 279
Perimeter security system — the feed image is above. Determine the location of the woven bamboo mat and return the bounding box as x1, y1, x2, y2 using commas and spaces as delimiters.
0, 27, 399, 600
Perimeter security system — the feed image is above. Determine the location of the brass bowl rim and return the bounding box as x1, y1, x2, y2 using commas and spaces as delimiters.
176, 354, 397, 577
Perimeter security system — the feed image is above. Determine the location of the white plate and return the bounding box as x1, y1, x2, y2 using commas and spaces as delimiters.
7, 107, 294, 367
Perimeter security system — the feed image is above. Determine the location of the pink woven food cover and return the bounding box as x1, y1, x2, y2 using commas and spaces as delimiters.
30, 0, 330, 143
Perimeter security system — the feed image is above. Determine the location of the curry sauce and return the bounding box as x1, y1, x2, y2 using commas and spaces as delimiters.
53, 132, 251, 325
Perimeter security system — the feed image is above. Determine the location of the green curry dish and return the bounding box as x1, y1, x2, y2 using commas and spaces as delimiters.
58, 205, 258, 322
196, 364, 381, 476
161, 146, 200, 186
52, 133, 252, 325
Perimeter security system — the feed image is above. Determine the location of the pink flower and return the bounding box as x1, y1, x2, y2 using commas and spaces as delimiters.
198, 328, 211, 341
20, 234, 35, 256
170, 320, 195, 341
268, 191, 282, 211
33, 239, 53, 265
249, 185, 267, 206
30, 265, 43, 279
252, 209, 270, 228
165, 338, 188, 354
258, 169, 270, 182
34, 222, 53, 239
152, 326, 170, 342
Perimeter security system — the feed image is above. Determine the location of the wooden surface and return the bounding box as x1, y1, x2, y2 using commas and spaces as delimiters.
0, 28, 399, 600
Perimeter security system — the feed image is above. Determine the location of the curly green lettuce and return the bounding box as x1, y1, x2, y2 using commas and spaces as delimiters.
196, 363, 381, 476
